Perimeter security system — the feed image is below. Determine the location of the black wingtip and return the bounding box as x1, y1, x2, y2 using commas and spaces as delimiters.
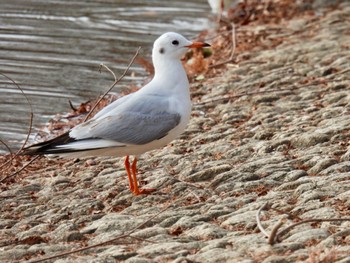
20, 131, 75, 156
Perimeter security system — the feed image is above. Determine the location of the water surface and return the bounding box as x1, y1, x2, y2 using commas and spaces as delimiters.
0, 0, 210, 153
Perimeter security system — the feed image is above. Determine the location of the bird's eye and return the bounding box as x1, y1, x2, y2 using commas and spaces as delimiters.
172, 40, 179, 46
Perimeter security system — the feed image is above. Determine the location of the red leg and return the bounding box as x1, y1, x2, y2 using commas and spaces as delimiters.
131, 157, 156, 195
124, 156, 134, 192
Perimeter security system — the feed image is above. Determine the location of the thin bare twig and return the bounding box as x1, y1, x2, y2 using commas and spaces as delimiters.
0, 238, 20, 248
270, 207, 302, 221
330, 67, 350, 77
0, 195, 19, 198
0, 139, 14, 172
0, 139, 13, 156
68, 99, 77, 111
0, 72, 34, 152
229, 23, 236, 60
209, 23, 237, 68
127, 235, 157, 244
256, 202, 270, 238
0, 157, 13, 174
0, 73, 35, 183
268, 219, 285, 245
27, 200, 174, 263
83, 47, 141, 122
0, 73, 34, 177
99, 63, 117, 82
256, 202, 350, 245
276, 218, 350, 243
0, 156, 40, 183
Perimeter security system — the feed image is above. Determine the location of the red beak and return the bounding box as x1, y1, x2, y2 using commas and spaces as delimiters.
185, 41, 211, 48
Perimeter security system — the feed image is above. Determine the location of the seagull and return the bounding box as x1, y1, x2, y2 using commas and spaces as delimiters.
207, 0, 239, 21
21, 32, 210, 195
208, 0, 232, 14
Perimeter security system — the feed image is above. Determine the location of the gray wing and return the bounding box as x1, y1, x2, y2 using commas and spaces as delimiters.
87, 111, 181, 145
93, 93, 133, 120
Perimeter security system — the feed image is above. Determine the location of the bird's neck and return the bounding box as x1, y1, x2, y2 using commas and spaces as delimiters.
153, 58, 189, 89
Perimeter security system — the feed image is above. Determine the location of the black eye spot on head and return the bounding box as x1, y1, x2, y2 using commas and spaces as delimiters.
159, 47, 165, 54
172, 40, 179, 46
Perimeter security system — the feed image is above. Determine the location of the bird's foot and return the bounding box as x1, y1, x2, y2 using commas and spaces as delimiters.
133, 188, 157, 195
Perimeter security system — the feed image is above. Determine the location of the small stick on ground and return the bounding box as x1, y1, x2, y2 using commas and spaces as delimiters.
270, 207, 302, 221
83, 47, 141, 122
209, 24, 237, 68
276, 218, 350, 243
229, 23, 236, 61
268, 219, 285, 245
256, 202, 350, 245
256, 202, 270, 238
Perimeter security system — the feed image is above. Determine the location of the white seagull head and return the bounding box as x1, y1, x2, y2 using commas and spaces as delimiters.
152, 32, 210, 61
